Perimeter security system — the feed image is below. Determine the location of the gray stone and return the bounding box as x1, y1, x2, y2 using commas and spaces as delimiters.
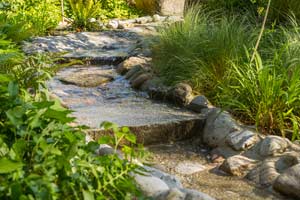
125, 65, 144, 79
247, 153, 299, 187
136, 16, 153, 24
259, 136, 289, 157
183, 188, 216, 200
226, 130, 259, 151
107, 20, 119, 29
273, 164, 300, 199
117, 56, 150, 75
219, 155, 257, 177
168, 83, 193, 106
131, 73, 152, 89
175, 161, 206, 175
143, 165, 183, 189
155, 188, 186, 200
58, 67, 115, 87
95, 144, 115, 156
134, 174, 169, 197
187, 95, 209, 112
141, 78, 170, 100
203, 108, 241, 148
152, 14, 162, 22
165, 15, 184, 22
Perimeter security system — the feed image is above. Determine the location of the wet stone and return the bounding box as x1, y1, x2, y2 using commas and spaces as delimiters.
57, 66, 115, 87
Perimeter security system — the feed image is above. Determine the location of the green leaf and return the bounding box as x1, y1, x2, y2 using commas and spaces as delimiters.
83, 190, 95, 200
0, 157, 23, 174
98, 136, 112, 145
125, 133, 136, 144
6, 106, 25, 126
8, 81, 19, 97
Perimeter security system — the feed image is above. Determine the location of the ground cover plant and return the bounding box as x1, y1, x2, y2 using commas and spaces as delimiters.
66, 0, 141, 30
152, 5, 300, 140
0, 0, 61, 40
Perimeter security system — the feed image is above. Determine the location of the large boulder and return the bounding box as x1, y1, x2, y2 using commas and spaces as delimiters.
247, 153, 299, 187
273, 164, 300, 199
134, 0, 186, 16
203, 108, 241, 148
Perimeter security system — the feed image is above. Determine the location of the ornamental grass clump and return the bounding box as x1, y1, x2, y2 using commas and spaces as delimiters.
152, 7, 256, 99
218, 22, 300, 140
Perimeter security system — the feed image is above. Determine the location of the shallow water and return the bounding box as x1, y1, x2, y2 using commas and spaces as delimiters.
48, 65, 200, 128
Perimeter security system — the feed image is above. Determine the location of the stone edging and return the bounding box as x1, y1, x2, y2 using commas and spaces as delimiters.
117, 55, 300, 199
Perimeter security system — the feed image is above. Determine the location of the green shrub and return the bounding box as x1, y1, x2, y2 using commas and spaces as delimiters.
152, 7, 256, 98
203, 0, 300, 22
0, 37, 145, 199
218, 53, 300, 140
218, 23, 300, 140
67, 0, 101, 30
0, 78, 144, 199
0, 0, 60, 39
99, 0, 141, 20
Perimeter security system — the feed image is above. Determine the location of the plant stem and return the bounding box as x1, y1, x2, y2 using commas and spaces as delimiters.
61, 0, 64, 22
251, 0, 272, 63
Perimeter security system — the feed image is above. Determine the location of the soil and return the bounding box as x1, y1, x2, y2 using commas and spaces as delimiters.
146, 140, 291, 200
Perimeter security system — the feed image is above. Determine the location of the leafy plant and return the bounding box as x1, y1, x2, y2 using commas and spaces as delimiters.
0, 73, 145, 199
0, 0, 60, 39
99, 0, 141, 20
67, 0, 101, 30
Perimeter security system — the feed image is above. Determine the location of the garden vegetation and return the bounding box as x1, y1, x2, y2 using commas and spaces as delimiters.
0, 0, 147, 199
153, 1, 300, 140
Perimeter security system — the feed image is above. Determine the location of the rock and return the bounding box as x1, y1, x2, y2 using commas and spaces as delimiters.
203, 108, 241, 148
117, 56, 149, 75
219, 155, 257, 177
139, 0, 186, 16
131, 73, 152, 89
187, 95, 209, 112
134, 174, 169, 197
168, 83, 193, 106
152, 14, 162, 22
106, 20, 119, 29
95, 144, 115, 156
175, 161, 206, 175
124, 65, 144, 80
259, 136, 289, 157
273, 164, 300, 199
247, 153, 299, 187
57, 66, 116, 88
141, 78, 170, 100
155, 188, 186, 200
59, 73, 114, 87
165, 15, 184, 22
226, 130, 259, 151
183, 188, 216, 200
136, 16, 153, 24
143, 165, 183, 189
